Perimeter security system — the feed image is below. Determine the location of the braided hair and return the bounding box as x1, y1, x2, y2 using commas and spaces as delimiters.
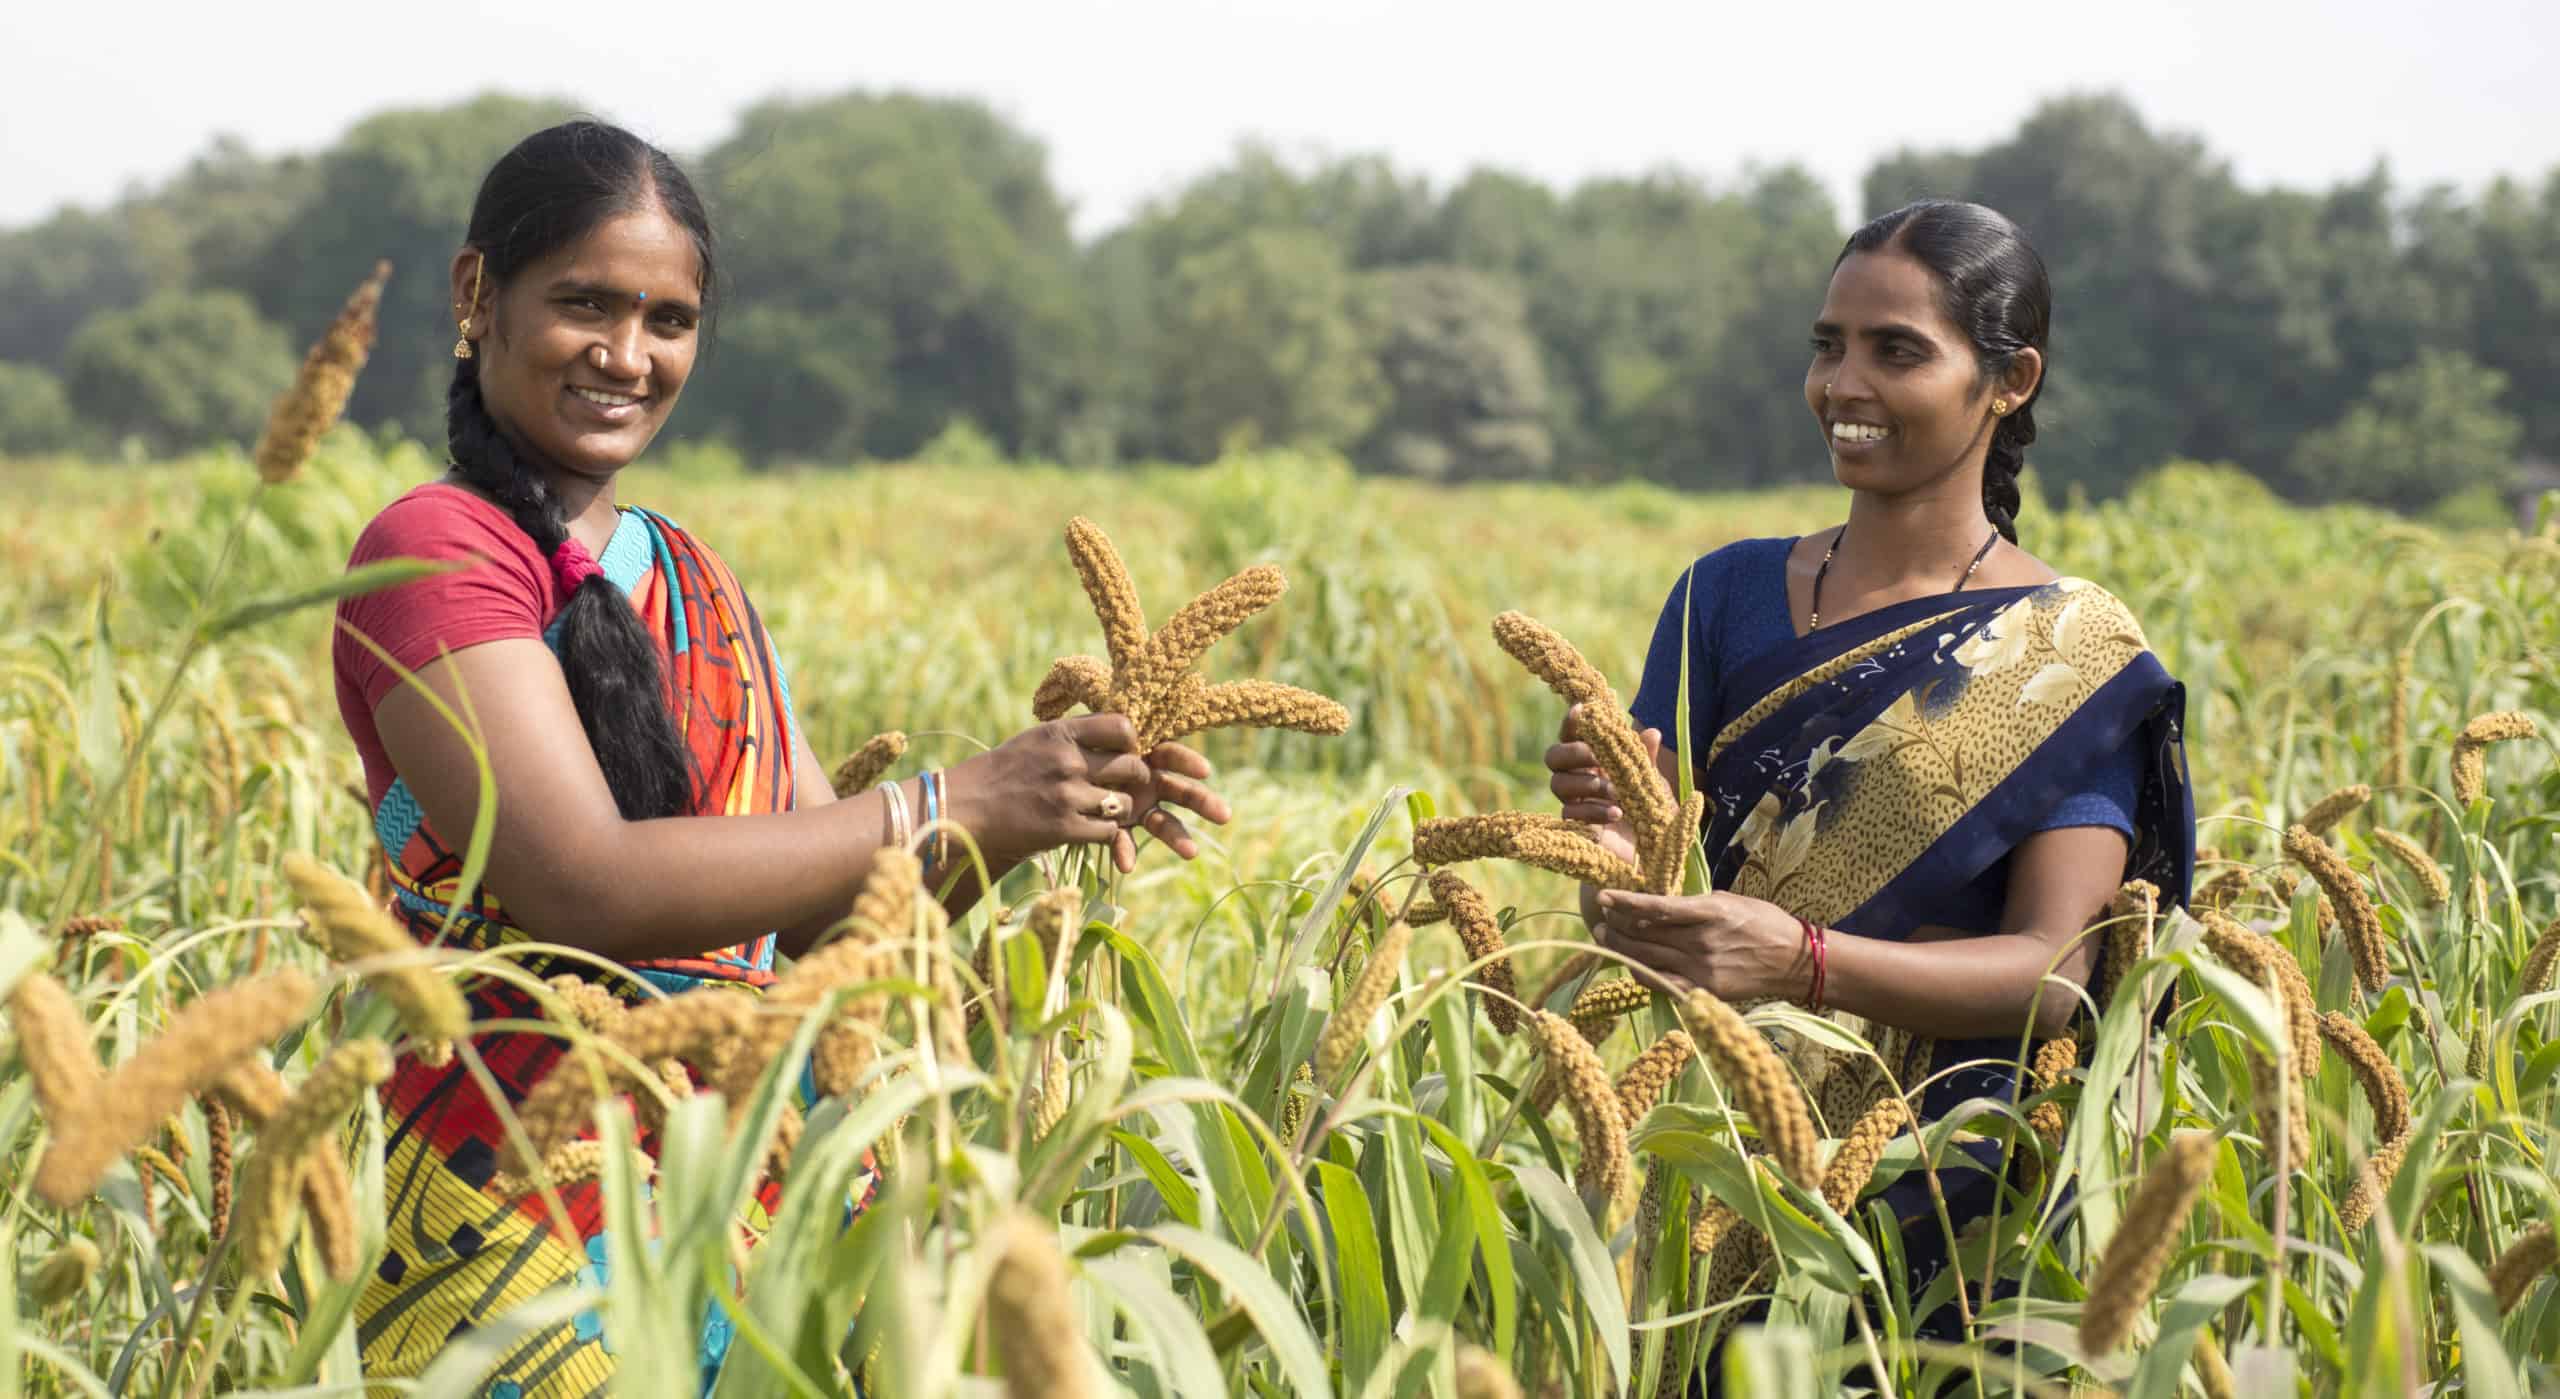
448, 120, 715, 819
1837, 200, 2051, 543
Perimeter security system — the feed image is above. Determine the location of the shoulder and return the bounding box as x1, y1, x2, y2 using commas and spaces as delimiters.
1673, 536, 1797, 591
352, 482, 539, 568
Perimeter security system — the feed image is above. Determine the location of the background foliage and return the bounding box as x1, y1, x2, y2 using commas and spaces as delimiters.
1, 92, 2552, 511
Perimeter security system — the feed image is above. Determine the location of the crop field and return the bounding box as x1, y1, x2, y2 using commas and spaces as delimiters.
1, 430, 2555, 1397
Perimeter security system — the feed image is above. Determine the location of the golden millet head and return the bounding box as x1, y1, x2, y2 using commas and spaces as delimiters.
2297, 783, 2372, 837
1677, 989, 1820, 1189
2282, 825, 2389, 995
1063, 517, 1148, 674
1316, 920, 1412, 1084
2488, 1220, 2555, 1315
1530, 1010, 1631, 1211
28, 1237, 101, 1307
2077, 1130, 2219, 1354
984, 1210, 1101, 1399
1614, 1029, 1697, 1124
2368, 829, 2450, 906
253, 260, 388, 484
1429, 869, 1518, 1035
2451, 710, 2537, 807
830, 730, 909, 796
1454, 1345, 1526, 1399
2319, 1010, 2411, 1143
1031, 656, 1111, 722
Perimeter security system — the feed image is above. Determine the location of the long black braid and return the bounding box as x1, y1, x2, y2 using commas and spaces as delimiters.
446, 120, 716, 819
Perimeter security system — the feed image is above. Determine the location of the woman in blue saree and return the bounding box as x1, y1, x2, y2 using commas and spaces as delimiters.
1546, 199, 2196, 1360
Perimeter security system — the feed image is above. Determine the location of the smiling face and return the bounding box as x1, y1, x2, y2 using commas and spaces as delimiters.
1804, 246, 2020, 500
458, 204, 704, 481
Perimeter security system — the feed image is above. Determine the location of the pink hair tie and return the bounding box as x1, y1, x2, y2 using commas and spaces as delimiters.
552, 537, 604, 596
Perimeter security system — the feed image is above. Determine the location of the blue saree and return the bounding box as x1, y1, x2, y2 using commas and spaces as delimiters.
1673, 572, 2194, 1346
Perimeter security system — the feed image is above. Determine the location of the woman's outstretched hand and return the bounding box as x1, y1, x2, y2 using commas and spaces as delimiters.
1591, 889, 1807, 1003
954, 713, 1231, 873
1544, 702, 1666, 867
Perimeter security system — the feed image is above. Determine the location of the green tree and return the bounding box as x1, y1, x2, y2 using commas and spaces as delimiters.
695, 304, 891, 462
60, 290, 294, 453
0, 209, 156, 368
1356, 264, 1551, 480
0, 361, 82, 454
2284, 350, 2521, 510
700, 91, 1087, 460
1149, 229, 1383, 460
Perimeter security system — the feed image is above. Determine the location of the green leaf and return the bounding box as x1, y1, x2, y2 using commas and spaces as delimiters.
1316, 1160, 1390, 1394
1144, 1224, 1335, 1398
1083, 1253, 1230, 1399
2121, 1273, 2253, 1399
1506, 1162, 1629, 1387
207, 556, 464, 638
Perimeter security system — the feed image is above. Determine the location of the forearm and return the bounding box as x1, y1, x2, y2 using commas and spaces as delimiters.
514, 778, 1017, 963
1817, 926, 2089, 1042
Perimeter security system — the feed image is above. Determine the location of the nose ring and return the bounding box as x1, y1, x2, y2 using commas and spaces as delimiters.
590, 345, 609, 369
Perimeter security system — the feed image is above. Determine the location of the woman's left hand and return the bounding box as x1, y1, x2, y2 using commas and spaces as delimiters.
1112, 740, 1232, 872
1592, 889, 1809, 1002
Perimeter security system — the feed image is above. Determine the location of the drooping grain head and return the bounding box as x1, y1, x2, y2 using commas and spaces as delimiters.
253, 260, 388, 484
1429, 869, 1518, 1035
1316, 921, 1411, 1084
2026, 1035, 2080, 1150
1677, 990, 1820, 1189
2318, 1010, 2411, 1142
27, 1238, 101, 1308
2451, 710, 2537, 808
1614, 1030, 1697, 1125
1819, 1093, 1912, 1215
1031, 656, 1112, 722
33, 970, 316, 1209
830, 730, 909, 797
2282, 825, 2389, 995
2488, 1220, 2555, 1314
2078, 1130, 2218, 1353
2297, 783, 2372, 837
282, 851, 468, 1057
2369, 830, 2451, 906
985, 1211, 1101, 1399
1530, 1010, 1631, 1212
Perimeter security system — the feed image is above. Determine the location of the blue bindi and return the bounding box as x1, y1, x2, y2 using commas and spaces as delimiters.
635, 291, 647, 303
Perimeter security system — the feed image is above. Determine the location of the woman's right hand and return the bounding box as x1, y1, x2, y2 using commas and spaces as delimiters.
951, 713, 1166, 870
1545, 702, 1662, 868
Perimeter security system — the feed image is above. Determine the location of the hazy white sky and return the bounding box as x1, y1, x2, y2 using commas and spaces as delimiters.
8, 0, 2555, 235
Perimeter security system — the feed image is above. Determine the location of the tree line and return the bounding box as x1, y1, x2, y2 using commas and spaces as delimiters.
0, 89, 2550, 512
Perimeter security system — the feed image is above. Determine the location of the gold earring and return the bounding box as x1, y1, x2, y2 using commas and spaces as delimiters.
453, 257, 483, 360
1992, 398, 2008, 415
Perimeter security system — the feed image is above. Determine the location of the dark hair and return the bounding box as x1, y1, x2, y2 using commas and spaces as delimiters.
448, 120, 715, 820
1836, 199, 2051, 543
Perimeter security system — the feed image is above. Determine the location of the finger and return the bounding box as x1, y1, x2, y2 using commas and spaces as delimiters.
1549, 772, 1618, 806
1598, 931, 1696, 990
1559, 801, 1621, 826
1065, 783, 1135, 840
1143, 741, 1214, 781
1083, 750, 1155, 794
1150, 772, 1231, 826
1112, 828, 1137, 873
1596, 890, 1714, 925
1543, 740, 1600, 773
1142, 805, 1201, 859
1063, 711, 1140, 754
1641, 727, 1664, 763
1559, 702, 1583, 744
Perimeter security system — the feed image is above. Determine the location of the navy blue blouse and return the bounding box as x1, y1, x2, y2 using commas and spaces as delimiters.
1628, 536, 2137, 942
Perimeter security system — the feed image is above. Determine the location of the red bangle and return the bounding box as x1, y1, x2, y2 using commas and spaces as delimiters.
1797, 915, 1828, 1011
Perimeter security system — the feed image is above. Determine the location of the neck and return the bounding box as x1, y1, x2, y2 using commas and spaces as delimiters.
486, 416, 622, 543
1839, 479, 1997, 586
